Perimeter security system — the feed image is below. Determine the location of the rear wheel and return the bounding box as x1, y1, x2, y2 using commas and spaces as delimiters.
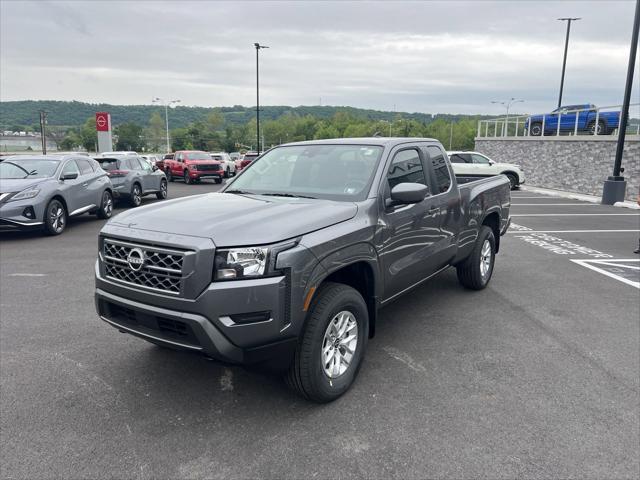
156, 179, 168, 199
285, 282, 368, 403
44, 199, 67, 235
588, 120, 606, 135
97, 190, 113, 219
457, 226, 496, 290
165, 168, 173, 182
130, 183, 142, 207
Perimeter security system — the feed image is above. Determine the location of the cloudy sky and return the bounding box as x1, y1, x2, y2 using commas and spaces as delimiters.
1, 0, 638, 115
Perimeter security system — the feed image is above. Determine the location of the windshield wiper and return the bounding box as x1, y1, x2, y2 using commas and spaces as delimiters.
261, 193, 318, 199
225, 189, 256, 195
3, 161, 31, 178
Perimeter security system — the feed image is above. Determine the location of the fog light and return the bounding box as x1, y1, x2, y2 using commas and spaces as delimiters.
22, 206, 36, 219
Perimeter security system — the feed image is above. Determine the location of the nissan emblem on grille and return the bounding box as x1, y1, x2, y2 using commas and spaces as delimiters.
126, 248, 145, 271
103, 238, 187, 295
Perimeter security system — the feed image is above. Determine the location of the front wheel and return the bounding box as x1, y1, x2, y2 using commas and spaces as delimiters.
97, 190, 113, 219
530, 122, 542, 136
184, 170, 193, 185
156, 179, 168, 199
456, 226, 496, 290
505, 173, 518, 190
285, 282, 368, 403
214, 177, 222, 184
44, 199, 67, 235
224, 167, 230, 178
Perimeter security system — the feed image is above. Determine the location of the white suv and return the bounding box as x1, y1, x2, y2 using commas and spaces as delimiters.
447, 151, 525, 190
210, 152, 236, 178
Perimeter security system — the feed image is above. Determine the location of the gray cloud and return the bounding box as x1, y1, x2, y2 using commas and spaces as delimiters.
1, 0, 638, 115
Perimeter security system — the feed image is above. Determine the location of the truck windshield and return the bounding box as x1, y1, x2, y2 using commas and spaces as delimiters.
227, 144, 383, 201
185, 152, 211, 160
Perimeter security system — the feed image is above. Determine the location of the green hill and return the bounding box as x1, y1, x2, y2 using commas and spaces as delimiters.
0, 100, 482, 130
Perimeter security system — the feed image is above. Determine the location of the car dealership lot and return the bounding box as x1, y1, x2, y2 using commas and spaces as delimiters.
1, 184, 638, 478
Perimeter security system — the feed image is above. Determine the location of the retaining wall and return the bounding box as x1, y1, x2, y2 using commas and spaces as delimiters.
474, 136, 639, 201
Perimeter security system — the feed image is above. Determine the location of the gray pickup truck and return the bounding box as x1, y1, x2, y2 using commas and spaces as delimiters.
95, 138, 510, 402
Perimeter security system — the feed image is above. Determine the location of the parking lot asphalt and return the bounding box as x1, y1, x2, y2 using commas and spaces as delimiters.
1, 181, 639, 479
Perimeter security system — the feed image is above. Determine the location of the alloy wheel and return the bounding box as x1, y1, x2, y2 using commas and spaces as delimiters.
321, 310, 358, 378
480, 239, 492, 278
50, 205, 65, 233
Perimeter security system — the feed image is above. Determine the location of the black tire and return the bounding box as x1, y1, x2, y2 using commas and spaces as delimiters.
504, 173, 518, 190
285, 282, 368, 403
457, 226, 496, 290
156, 179, 168, 200
165, 168, 173, 182
224, 167, 230, 178
530, 122, 542, 136
44, 199, 67, 235
184, 170, 193, 185
97, 190, 114, 219
588, 120, 606, 135
130, 183, 142, 207
214, 177, 223, 184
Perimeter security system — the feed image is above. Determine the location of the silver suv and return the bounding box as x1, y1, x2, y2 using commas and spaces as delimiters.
98, 156, 167, 207
0, 154, 114, 235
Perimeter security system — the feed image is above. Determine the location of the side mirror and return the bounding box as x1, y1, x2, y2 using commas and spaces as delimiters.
61, 172, 78, 180
152, 165, 158, 171
388, 182, 429, 206
488, 160, 495, 166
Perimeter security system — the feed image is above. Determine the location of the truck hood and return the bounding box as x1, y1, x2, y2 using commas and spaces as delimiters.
0, 177, 50, 194
109, 192, 358, 246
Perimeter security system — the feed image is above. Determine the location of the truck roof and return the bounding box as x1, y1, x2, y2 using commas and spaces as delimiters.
279, 137, 440, 148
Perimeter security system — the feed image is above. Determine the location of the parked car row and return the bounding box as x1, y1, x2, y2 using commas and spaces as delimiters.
0, 151, 169, 236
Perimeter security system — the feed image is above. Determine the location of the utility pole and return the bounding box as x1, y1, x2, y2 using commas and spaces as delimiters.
557, 17, 581, 109
255, 43, 269, 153
602, 0, 639, 204
39, 110, 47, 154
449, 121, 454, 149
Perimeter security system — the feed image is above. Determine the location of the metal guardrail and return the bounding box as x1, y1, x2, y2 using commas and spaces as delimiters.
477, 103, 640, 138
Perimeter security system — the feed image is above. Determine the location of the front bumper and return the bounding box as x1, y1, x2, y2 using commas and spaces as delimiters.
0, 198, 44, 230
95, 262, 297, 365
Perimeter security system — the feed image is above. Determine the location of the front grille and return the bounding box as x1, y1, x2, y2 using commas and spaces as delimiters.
103, 238, 187, 295
195, 164, 221, 172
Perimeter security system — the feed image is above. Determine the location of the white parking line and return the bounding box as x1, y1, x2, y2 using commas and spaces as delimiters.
511, 203, 598, 206
506, 229, 640, 233
7, 273, 48, 277
571, 259, 640, 289
511, 213, 640, 216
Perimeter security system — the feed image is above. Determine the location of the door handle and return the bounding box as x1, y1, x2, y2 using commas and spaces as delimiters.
82, 182, 88, 187
427, 206, 439, 217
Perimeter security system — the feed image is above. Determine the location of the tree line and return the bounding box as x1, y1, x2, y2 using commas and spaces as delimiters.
57, 110, 480, 153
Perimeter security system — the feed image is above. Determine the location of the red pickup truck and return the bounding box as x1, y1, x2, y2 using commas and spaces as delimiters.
164, 150, 223, 184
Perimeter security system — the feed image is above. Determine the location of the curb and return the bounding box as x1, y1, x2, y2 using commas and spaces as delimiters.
520, 186, 640, 210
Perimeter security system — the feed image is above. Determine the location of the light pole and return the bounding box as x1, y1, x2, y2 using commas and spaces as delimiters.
39, 110, 47, 154
254, 43, 269, 153
492, 98, 524, 135
602, 0, 639, 204
557, 17, 580, 109
153, 97, 180, 153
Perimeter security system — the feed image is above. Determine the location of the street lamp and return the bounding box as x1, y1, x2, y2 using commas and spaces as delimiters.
557, 17, 581, 109
152, 97, 181, 153
491, 98, 524, 135
254, 43, 269, 153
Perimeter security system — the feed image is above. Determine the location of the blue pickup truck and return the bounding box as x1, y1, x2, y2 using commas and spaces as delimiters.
525, 104, 620, 136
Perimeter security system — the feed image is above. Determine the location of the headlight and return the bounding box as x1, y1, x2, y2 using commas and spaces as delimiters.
214, 247, 269, 280
8, 187, 40, 202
